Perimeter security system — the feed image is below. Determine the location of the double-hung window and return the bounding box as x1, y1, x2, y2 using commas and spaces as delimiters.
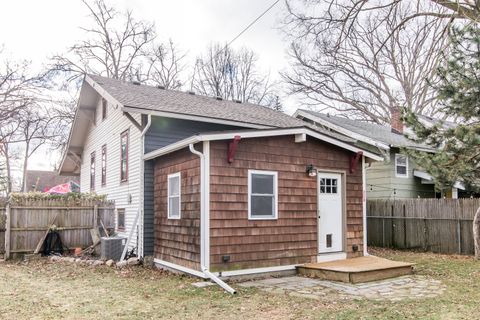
248, 170, 278, 220
395, 154, 408, 178
90, 152, 95, 191
101, 98, 107, 121
101, 145, 107, 186
167, 172, 181, 219
120, 130, 129, 182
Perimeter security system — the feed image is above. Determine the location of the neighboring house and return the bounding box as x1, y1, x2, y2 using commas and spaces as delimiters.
59, 74, 382, 278
25, 170, 79, 192
294, 109, 467, 199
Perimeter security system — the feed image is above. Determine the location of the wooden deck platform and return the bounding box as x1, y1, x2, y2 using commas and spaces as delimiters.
296, 256, 414, 283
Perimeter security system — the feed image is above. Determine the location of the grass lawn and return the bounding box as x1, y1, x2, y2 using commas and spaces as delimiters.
0, 248, 478, 320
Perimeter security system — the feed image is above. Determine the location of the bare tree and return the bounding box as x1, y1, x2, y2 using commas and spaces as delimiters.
283, 1, 450, 123
51, 0, 155, 83
284, 1, 479, 56
191, 43, 277, 106
142, 39, 187, 90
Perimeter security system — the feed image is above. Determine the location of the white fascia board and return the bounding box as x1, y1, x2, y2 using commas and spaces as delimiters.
144, 136, 200, 160
295, 110, 390, 151
303, 128, 384, 161
143, 127, 384, 162
84, 75, 124, 110
122, 106, 272, 129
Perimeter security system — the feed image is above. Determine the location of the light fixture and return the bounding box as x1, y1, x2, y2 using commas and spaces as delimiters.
306, 164, 317, 177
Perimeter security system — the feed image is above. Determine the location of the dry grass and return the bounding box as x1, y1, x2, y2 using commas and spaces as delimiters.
0, 248, 478, 319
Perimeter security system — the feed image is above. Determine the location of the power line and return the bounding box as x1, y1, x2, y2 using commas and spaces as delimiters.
225, 0, 281, 48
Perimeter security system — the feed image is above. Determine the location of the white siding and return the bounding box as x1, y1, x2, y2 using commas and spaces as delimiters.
80, 97, 143, 250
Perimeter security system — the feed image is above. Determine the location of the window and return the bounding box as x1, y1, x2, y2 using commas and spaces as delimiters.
319, 178, 338, 194
90, 152, 95, 191
117, 208, 125, 231
248, 170, 278, 220
101, 145, 107, 186
101, 98, 107, 120
120, 130, 129, 182
167, 172, 181, 219
395, 154, 408, 178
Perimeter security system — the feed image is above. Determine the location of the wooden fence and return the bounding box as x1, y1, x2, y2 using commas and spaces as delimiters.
0, 198, 6, 257
367, 198, 479, 255
2, 197, 115, 259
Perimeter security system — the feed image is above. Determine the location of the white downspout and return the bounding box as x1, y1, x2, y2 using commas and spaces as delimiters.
189, 142, 236, 295
139, 114, 152, 258
362, 155, 369, 256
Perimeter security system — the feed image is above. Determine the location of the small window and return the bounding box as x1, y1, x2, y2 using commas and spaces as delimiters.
90, 152, 95, 191
101, 145, 107, 186
248, 170, 278, 220
167, 172, 181, 219
120, 130, 129, 182
320, 178, 338, 194
117, 208, 125, 231
395, 154, 408, 178
101, 98, 107, 120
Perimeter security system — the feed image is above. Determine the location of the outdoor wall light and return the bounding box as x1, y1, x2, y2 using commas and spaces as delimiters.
306, 164, 317, 177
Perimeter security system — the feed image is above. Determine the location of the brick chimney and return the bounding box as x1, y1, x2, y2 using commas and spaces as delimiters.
390, 107, 403, 134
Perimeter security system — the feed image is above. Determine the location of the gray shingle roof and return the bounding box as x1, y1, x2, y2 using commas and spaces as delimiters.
89, 74, 307, 129
88, 75, 357, 143
298, 109, 426, 148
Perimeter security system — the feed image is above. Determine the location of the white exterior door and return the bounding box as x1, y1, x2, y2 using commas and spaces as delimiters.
317, 173, 343, 254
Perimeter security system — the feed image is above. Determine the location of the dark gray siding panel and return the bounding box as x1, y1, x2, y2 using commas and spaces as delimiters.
144, 117, 240, 153
143, 160, 155, 256
143, 116, 240, 256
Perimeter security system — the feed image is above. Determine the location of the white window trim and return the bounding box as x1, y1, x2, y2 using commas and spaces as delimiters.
395, 153, 409, 178
167, 172, 181, 219
248, 170, 278, 220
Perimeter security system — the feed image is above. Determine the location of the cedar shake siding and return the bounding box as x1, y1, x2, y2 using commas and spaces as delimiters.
153, 147, 201, 270
209, 135, 363, 272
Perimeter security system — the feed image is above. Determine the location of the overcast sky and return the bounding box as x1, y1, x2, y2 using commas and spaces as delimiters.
0, 0, 295, 172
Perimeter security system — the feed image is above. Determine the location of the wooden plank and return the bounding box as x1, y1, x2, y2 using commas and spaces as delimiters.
5, 203, 10, 259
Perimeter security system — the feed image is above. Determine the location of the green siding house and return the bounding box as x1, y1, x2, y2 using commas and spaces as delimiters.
295, 110, 463, 199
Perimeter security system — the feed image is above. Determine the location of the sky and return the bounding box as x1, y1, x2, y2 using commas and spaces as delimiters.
0, 0, 296, 172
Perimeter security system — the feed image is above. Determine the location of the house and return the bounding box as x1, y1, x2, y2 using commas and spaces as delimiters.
25, 170, 79, 192
59, 75, 382, 278
294, 109, 467, 199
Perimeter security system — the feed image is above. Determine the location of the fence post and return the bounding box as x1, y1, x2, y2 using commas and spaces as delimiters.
457, 219, 462, 254
93, 205, 98, 229
5, 203, 10, 260
382, 216, 385, 247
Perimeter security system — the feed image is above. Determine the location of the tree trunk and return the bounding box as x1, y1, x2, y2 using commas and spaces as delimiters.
21, 141, 30, 192
3, 144, 12, 194
474, 206, 480, 260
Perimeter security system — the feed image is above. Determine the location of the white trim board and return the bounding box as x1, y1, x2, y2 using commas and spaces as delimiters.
294, 110, 391, 150
215, 265, 298, 277
144, 127, 384, 162
317, 252, 347, 263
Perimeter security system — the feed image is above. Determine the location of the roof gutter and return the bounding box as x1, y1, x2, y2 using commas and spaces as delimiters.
189, 143, 236, 295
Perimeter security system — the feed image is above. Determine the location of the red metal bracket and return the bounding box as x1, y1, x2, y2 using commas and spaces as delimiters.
227, 135, 241, 163
350, 151, 363, 174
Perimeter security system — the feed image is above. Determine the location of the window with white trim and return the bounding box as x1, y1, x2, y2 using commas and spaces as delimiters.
248, 170, 278, 220
167, 172, 181, 219
395, 154, 408, 178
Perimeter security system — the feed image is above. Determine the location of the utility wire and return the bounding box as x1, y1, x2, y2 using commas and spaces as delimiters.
225, 0, 281, 48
